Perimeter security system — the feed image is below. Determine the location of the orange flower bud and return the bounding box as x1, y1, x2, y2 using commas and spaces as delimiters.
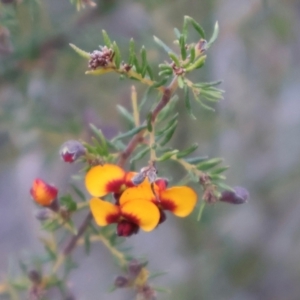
30, 179, 58, 207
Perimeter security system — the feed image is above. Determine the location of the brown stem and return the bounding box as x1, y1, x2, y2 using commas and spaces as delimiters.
63, 212, 92, 256
118, 77, 178, 167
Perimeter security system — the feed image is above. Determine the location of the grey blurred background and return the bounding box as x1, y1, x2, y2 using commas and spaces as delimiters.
1, 0, 300, 299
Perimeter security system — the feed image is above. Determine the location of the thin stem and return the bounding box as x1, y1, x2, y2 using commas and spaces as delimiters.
63, 212, 92, 256
131, 85, 140, 127
118, 76, 178, 167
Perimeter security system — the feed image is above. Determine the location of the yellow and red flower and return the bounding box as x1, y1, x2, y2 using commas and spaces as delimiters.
30, 178, 58, 207
89, 197, 160, 236
85, 164, 135, 198
120, 178, 197, 218
85, 164, 198, 236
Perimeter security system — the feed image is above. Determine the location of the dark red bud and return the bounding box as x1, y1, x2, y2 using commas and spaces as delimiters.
155, 178, 169, 191
60, 140, 86, 163
114, 275, 129, 288
116, 221, 139, 237
220, 186, 249, 204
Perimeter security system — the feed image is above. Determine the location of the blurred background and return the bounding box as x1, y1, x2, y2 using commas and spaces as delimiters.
1, 0, 300, 299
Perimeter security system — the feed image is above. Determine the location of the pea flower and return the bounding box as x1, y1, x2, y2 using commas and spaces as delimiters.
85, 164, 136, 197
30, 178, 58, 207
60, 140, 86, 163
120, 178, 197, 217
89, 198, 160, 236
85, 164, 160, 236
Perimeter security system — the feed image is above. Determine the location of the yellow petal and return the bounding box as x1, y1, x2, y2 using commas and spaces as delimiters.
85, 164, 125, 197
159, 186, 197, 217
121, 200, 160, 231
119, 184, 156, 206
90, 198, 120, 226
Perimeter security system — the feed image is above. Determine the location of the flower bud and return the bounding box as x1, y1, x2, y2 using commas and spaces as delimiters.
114, 275, 129, 288
30, 179, 58, 207
116, 221, 139, 237
155, 178, 169, 191
131, 172, 146, 186
128, 259, 143, 277
28, 270, 41, 284
60, 140, 86, 163
220, 186, 249, 204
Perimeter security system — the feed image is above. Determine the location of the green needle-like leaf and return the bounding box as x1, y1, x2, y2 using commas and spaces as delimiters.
69, 43, 90, 59
153, 35, 175, 55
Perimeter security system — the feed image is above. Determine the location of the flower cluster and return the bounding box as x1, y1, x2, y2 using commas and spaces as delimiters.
85, 164, 198, 237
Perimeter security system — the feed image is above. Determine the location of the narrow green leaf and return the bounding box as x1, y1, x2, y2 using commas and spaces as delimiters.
209, 166, 229, 175
196, 157, 223, 171
185, 55, 206, 71
184, 84, 196, 120
193, 93, 215, 112
177, 76, 184, 89
112, 41, 121, 68
130, 146, 150, 163
116, 105, 135, 126
182, 16, 189, 41
158, 69, 173, 77
156, 150, 178, 162
159, 121, 178, 146
129, 38, 136, 65
69, 43, 90, 59
176, 143, 198, 158
159, 63, 173, 71
168, 52, 180, 66
89, 124, 108, 156
113, 125, 147, 141
102, 30, 112, 47
194, 80, 223, 88
146, 112, 153, 132
139, 87, 152, 110
179, 35, 187, 60
197, 201, 206, 221
207, 21, 219, 48
152, 77, 168, 88
174, 28, 181, 39
153, 35, 175, 54
140, 46, 148, 76
184, 156, 208, 164
189, 46, 196, 64
209, 174, 226, 181
133, 55, 141, 73
156, 113, 178, 136
146, 65, 154, 80
189, 17, 206, 38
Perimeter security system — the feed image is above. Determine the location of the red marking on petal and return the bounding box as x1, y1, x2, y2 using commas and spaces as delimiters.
106, 179, 125, 194
160, 198, 177, 212
121, 212, 140, 226
116, 220, 139, 236
106, 213, 120, 224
